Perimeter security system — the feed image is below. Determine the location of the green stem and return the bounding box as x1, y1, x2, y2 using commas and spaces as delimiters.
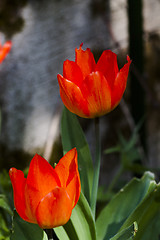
45, 229, 53, 240
91, 117, 101, 219
44, 229, 59, 240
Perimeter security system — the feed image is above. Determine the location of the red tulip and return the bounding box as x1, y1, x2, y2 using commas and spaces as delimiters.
9, 148, 81, 229
57, 44, 131, 118
0, 41, 12, 64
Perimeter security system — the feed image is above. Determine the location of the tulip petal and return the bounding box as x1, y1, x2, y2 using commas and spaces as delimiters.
81, 71, 112, 117
66, 175, 81, 208
54, 148, 81, 208
0, 41, 12, 63
95, 50, 119, 89
54, 148, 77, 187
36, 187, 72, 228
63, 60, 83, 86
9, 168, 31, 222
57, 74, 90, 118
75, 44, 96, 79
26, 154, 60, 219
111, 56, 131, 108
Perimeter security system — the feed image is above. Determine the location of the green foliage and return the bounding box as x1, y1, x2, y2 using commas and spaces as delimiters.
10, 211, 47, 240
0, 171, 13, 240
104, 123, 142, 171
103, 122, 157, 194
61, 107, 93, 204
96, 171, 160, 240
54, 192, 97, 240
120, 182, 160, 240
0, 213, 10, 240
1, 108, 160, 240
0, 195, 12, 215
60, 109, 160, 239
110, 222, 138, 240
0, 170, 12, 194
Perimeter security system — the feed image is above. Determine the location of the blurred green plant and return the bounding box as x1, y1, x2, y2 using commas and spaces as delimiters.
103, 120, 160, 195
0, 171, 13, 240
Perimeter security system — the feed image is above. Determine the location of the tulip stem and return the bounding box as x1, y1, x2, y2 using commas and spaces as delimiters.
91, 117, 101, 219
44, 229, 59, 240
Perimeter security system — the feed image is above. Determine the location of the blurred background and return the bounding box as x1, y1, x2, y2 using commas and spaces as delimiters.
0, 0, 160, 189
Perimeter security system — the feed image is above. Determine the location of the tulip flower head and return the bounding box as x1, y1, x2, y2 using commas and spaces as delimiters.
9, 148, 81, 229
0, 40, 12, 64
57, 44, 131, 118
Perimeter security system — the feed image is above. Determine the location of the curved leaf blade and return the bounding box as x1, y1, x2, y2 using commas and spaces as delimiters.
120, 183, 160, 240
11, 211, 47, 240
96, 172, 156, 240
110, 222, 138, 240
0, 194, 12, 215
61, 107, 93, 203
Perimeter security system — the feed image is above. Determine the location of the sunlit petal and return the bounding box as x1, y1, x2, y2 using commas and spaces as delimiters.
36, 187, 72, 229
57, 74, 90, 117
75, 43, 96, 79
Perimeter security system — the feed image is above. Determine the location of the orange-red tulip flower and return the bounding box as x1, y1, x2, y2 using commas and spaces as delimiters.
0, 41, 12, 64
57, 44, 131, 118
9, 148, 81, 229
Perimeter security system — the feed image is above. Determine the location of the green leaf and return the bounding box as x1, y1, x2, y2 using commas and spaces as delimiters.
0, 213, 10, 240
104, 145, 121, 154
0, 194, 12, 239
0, 194, 13, 240
120, 183, 160, 240
0, 194, 12, 215
96, 172, 156, 240
0, 170, 12, 194
11, 211, 47, 240
61, 107, 93, 204
110, 222, 138, 240
54, 192, 97, 240
123, 118, 144, 153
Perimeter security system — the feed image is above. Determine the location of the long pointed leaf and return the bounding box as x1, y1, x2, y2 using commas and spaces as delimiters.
61, 107, 93, 203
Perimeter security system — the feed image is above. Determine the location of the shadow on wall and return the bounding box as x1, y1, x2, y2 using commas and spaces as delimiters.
0, 0, 27, 37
